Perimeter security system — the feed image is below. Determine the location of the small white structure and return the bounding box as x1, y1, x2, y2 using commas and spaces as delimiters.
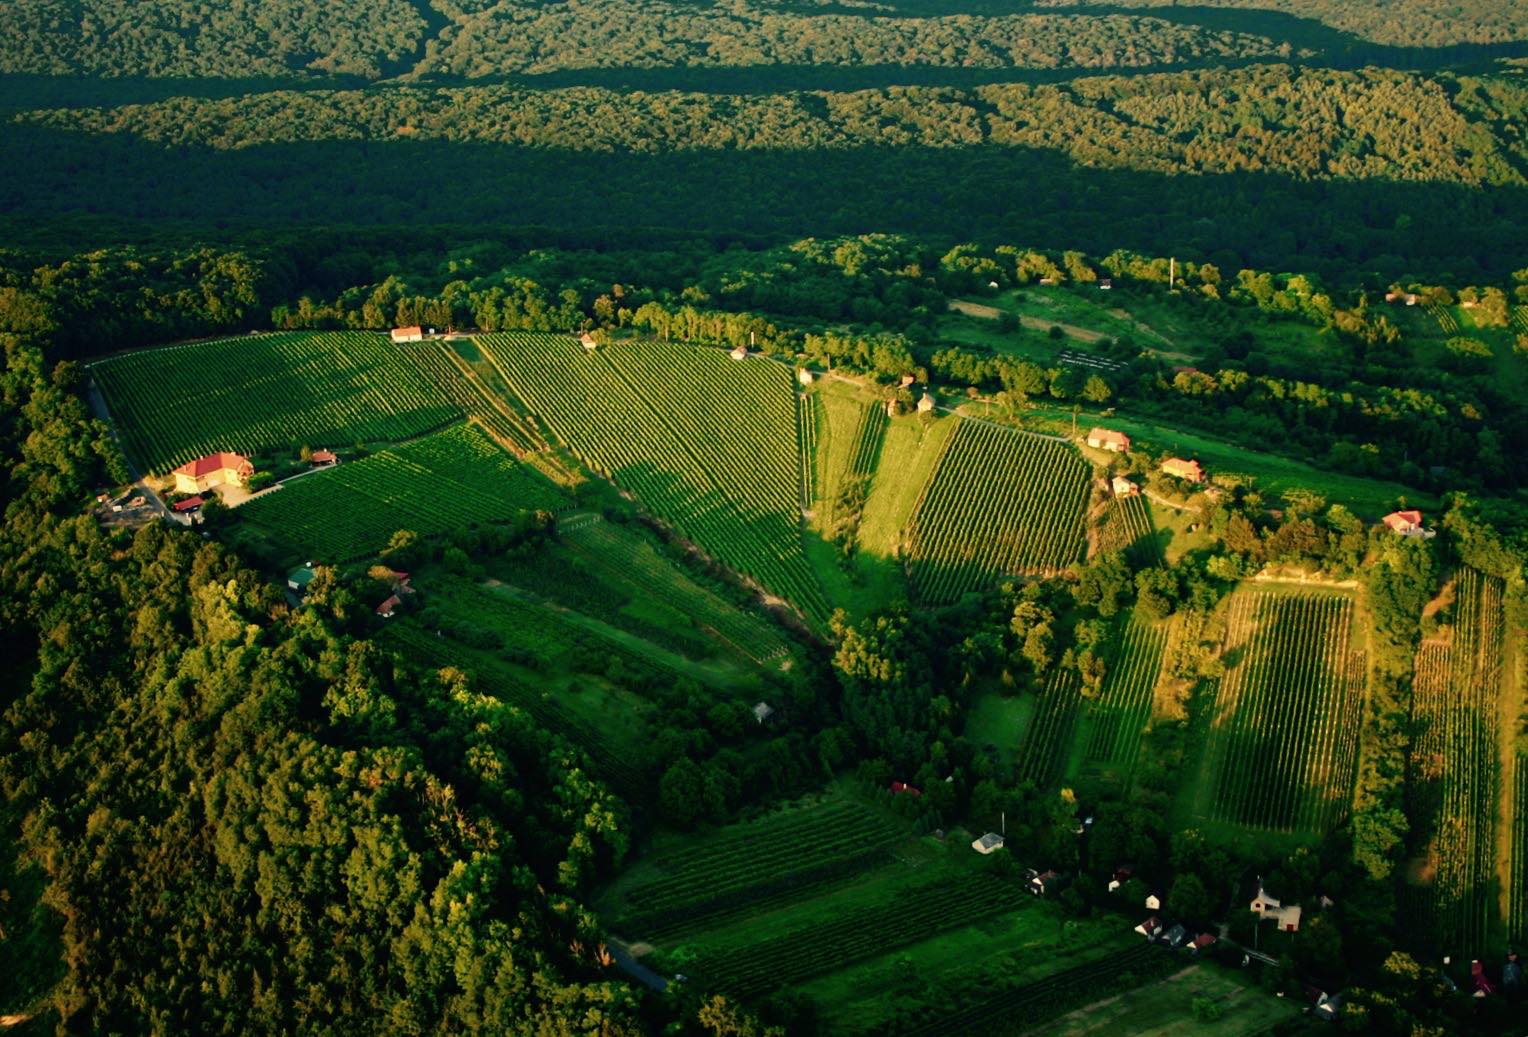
390, 326, 425, 343
917, 392, 936, 414
579, 331, 598, 350
1111, 475, 1138, 497
1251, 887, 1302, 932
972, 832, 1005, 855
1144, 892, 1162, 911
752, 701, 775, 724
730, 346, 748, 361
797, 368, 814, 386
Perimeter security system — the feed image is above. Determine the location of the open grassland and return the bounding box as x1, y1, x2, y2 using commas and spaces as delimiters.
1194, 589, 1364, 835
92, 331, 458, 472
557, 512, 791, 667
1405, 569, 1508, 956
239, 423, 567, 561
477, 334, 829, 621
909, 419, 1089, 604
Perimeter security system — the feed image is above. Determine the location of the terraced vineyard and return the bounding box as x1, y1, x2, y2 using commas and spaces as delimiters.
1198, 590, 1365, 834
604, 798, 901, 942
559, 513, 790, 667
239, 423, 567, 560
1016, 668, 1083, 787
1081, 616, 1167, 772
909, 419, 1089, 604
1406, 568, 1507, 955
477, 334, 829, 620
92, 331, 459, 472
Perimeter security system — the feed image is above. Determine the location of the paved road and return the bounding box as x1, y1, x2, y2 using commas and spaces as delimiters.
607, 940, 668, 993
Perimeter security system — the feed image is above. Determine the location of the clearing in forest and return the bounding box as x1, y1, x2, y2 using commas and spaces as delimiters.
91, 331, 458, 472
476, 333, 829, 621
908, 418, 1090, 604
238, 422, 567, 561
1192, 588, 1365, 836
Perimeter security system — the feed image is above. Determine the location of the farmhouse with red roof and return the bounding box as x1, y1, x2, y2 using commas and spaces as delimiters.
172, 451, 253, 494
1381, 510, 1433, 538
1160, 457, 1205, 483
1087, 427, 1130, 453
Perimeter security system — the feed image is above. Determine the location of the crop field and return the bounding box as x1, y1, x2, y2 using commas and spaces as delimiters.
798, 392, 818, 509
239, 423, 567, 560
602, 797, 902, 942
1406, 568, 1507, 955
1093, 493, 1159, 565
1196, 590, 1364, 835
908, 419, 1089, 604
1512, 755, 1528, 943
1511, 306, 1528, 334
1078, 616, 1167, 775
558, 513, 791, 667
477, 334, 829, 621
1016, 668, 1083, 787
92, 331, 459, 472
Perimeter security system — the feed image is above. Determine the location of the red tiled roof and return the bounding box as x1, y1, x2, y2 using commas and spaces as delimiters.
172, 495, 204, 512
376, 594, 402, 617
1383, 510, 1423, 530
173, 451, 252, 477
311, 449, 337, 464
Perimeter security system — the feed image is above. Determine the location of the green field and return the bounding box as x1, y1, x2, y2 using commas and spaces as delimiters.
92, 331, 460, 472
1020, 964, 1300, 1037
477, 333, 830, 621
238, 422, 568, 561
603, 790, 1146, 1035
1405, 568, 1510, 956
908, 418, 1090, 603
1189, 588, 1365, 837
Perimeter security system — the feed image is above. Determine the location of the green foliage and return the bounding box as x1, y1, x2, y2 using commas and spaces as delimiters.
239, 422, 567, 561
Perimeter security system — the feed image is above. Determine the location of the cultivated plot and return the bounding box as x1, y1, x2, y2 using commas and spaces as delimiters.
1195, 589, 1364, 835
92, 331, 458, 471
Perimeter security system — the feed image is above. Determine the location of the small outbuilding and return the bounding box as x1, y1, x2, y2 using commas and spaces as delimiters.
1111, 475, 1139, 497
376, 594, 402, 618
1144, 891, 1163, 911
580, 331, 598, 350
1190, 932, 1217, 954
287, 565, 318, 594
752, 701, 775, 724
1027, 870, 1062, 897
1160, 457, 1205, 484
1251, 886, 1302, 932
971, 832, 1005, 855
797, 368, 814, 386
889, 781, 922, 797
1107, 866, 1133, 892
172, 495, 204, 513
1087, 427, 1131, 453
1134, 916, 1163, 939
917, 392, 936, 414
310, 449, 338, 467
730, 346, 748, 361
899, 374, 916, 388
1098, 278, 1113, 291
390, 326, 425, 344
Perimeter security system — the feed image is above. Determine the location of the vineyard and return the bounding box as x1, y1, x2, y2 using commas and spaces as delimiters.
1080, 616, 1168, 774
1093, 493, 1159, 565
92, 331, 459, 472
476, 334, 830, 621
685, 869, 1026, 998
603, 798, 901, 942
908, 419, 1089, 604
1512, 306, 1528, 334
1512, 756, 1528, 943
797, 392, 818, 510
239, 423, 567, 560
559, 513, 790, 667
1406, 568, 1507, 955
398, 340, 543, 454
1016, 668, 1083, 787
1197, 590, 1364, 835
1426, 302, 1460, 334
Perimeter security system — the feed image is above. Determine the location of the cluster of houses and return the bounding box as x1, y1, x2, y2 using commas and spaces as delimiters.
1086, 426, 1206, 494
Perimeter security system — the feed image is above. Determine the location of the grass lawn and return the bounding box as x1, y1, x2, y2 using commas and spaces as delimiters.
1021, 963, 1299, 1037
966, 690, 1037, 769
857, 409, 956, 557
